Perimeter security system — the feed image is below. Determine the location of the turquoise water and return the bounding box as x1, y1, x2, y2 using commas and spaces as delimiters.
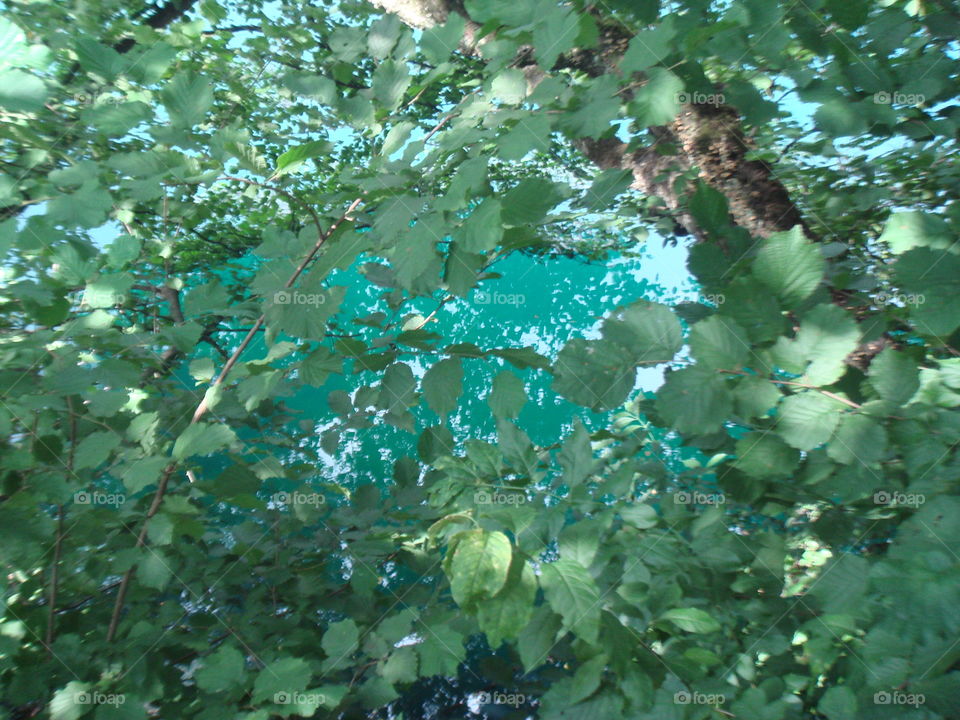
259, 243, 699, 486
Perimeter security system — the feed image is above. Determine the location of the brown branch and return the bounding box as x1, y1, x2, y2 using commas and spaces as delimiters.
106, 463, 175, 642
107, 196, 363, 641
191, 196, 362, 422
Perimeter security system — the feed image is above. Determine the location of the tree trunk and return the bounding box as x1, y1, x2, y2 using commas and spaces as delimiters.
368, 0, 808, 242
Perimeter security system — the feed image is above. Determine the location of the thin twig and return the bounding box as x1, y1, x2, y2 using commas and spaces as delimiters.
718, 369, 861, 409
45, 400, 75, 650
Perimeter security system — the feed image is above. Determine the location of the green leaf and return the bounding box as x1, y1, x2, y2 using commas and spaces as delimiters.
656, 366, 733, 435
74, 432, 121, 470
137, 551, 172, 589
868, 349, 919, 406
448, 529, 513, 608
557, 419, 595, 486
689, 315, 749, 370
894, 248, 960, 337
273, 140, 333, 179
734, 432, 799, 478
814, 98, 869, 137
578, 169, 633, 212
380, 647, 418, 685
518, 606, 561, 672
251, 657, 312, 703
552, 338, 636, 412
818, 686, 857, 720
161, 72, 214, 127
659, 607, 721, 634
540, 558, 602, 644
172, 423, 238, 460
459, 198, 502, 253
75, 38, 123, 79
372, 59, 411, 110
378, 362, 418, 417
789, 304, 860, 386
422, 357, 463, 417
0, 69, 46, 112
421, 13, 466, 63
776, 391, 841, 450
532, 9, 580, 69
501, 178, 564, 226
264, 285, 346, 339
827, 413, 886, 466
416, 625, 466, 677
0, 17, 49, 71
195, 646, 246, 692
879, 211, 953, 254
629, 68, 683, 126
322, 620, 359, 663
282, 72, 336, 101
688, 182, 730, 235
620, 25, 674, 72
490, 69, 528, 104
602, 301, 682, 365
487, 370, 526, 420
476, 555, 536, 646
82, 101, 153, 136
50, 682, 89, 720
754, 226, 824, 308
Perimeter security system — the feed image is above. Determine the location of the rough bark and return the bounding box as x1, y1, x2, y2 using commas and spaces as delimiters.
369, 0, 808, 242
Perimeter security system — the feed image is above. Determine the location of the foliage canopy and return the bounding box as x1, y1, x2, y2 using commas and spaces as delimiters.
1, 0, 959, 718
